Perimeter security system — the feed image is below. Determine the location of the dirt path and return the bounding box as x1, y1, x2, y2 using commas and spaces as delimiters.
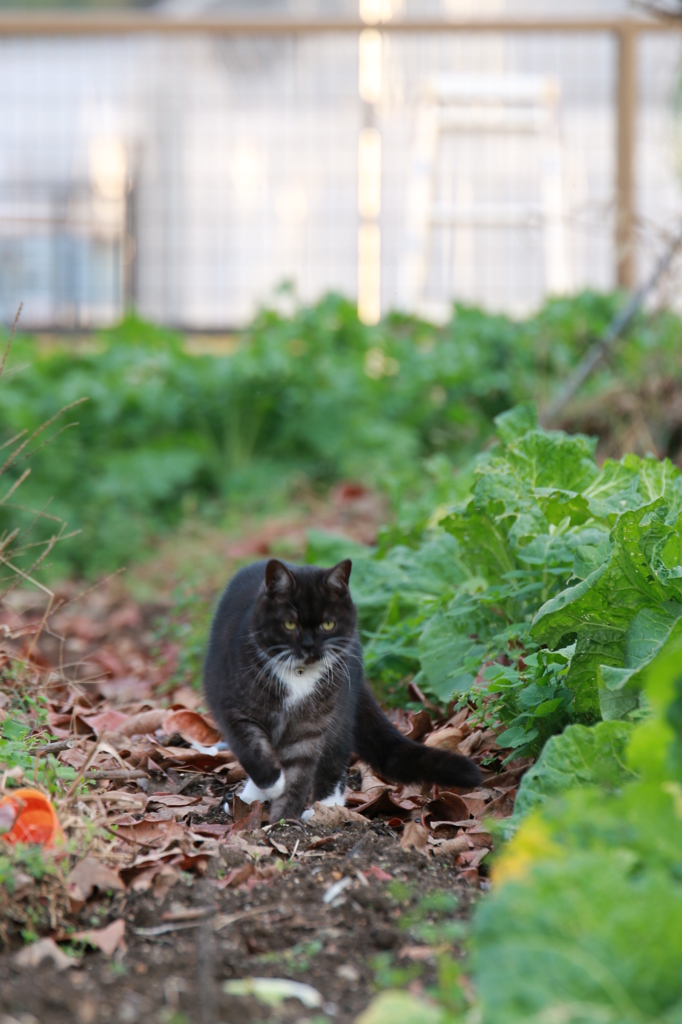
0, 491, 525, 1023
1, 816, 479, 1024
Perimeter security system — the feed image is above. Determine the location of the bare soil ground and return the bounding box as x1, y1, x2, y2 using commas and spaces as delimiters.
0, 487, 524, 1024
0, 817, 478, 1024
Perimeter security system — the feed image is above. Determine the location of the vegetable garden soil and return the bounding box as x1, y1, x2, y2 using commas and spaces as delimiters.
0, 495, 518, 1023
0, 818, 477, 1024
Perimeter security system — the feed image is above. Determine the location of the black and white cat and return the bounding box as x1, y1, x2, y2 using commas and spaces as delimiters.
203, 558, 481, 822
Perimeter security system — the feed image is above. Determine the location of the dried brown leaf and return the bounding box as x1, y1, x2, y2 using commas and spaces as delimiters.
267, 837, 289, 856
461, 790, 493, 817
404, 709, 433, 741
79, 709, 130, 737
190, 822, 232, 839
162, 710, 222, 748
423, 726, 464, 752
352, 789, 407, 818
114, 816, 185, 848
459, 866, 480, 886
459, 847, 490, 869
423, 791, 470, 824
72, 919, 126, 956
363, 865, 392, 881
147, 793, 202, 808
14, 938, 77, 971
481, 768, 527, 789
112, 709, 167, 738
307, 803, 369, 827
304, 833, 342, 850
152, 746, 235, 772
445, 707, 471, 730
457, 729, 484, 757
215, 863, 255, 888
231, 799, 263, 832
400, 820, 428, 855
430, 835, 471, 856
67, 857, 125, 903
483, 788, 516, 818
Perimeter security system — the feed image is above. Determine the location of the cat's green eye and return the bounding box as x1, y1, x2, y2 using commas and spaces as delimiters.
320, 620, 335, 631
283, 620, 297, 631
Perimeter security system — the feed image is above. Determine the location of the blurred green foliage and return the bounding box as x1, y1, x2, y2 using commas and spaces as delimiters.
359, 637, 682, 1024
469, 640, 682, 1024
3, 291, 681, 579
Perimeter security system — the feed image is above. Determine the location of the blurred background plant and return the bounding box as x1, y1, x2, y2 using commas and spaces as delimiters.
3, 291, 682, 580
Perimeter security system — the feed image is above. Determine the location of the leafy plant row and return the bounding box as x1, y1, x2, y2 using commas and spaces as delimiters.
310, 405, 682, 761
3, 291, 681, 578
360, 639, 682, 1024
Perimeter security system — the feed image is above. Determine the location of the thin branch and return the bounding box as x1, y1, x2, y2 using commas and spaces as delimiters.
540, 223, 682, 426
5, 529, 80, 552
0, 521, 68, 603
2, 503, 66, 525
0, 304, 22, 382
55, 568, 126, 615
0, 528, 21, 553
0, 430, 28, 452
84, 769, 150, 782
0, 552, 56, 599
0, 397, 88, 477
25, 590, 54, 661
4, 495, 60, 551
14, 421, 82, 467
59, 734, 107, 805
0, 468, 30, 506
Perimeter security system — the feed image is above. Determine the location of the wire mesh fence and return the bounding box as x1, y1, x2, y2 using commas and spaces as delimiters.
0, 15, 680, 329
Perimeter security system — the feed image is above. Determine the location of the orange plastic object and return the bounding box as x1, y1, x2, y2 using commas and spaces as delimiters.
0, 787, 64, 847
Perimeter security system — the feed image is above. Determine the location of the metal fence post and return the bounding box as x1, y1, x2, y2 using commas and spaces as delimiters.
616, 22, 637, 291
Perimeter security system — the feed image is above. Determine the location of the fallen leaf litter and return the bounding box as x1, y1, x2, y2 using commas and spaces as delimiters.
0, 504, 530, 1023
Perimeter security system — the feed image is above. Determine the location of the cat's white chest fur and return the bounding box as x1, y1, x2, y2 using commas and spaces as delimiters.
273, 661, 326, 704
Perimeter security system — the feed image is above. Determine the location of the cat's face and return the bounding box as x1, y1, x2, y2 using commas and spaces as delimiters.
252, 559, 356, 671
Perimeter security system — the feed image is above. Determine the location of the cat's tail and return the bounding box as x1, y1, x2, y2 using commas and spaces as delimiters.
353, 682, 482, 789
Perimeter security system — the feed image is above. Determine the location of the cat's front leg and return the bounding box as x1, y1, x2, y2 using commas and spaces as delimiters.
268, 761, 315, 822
221, 713, 283, 794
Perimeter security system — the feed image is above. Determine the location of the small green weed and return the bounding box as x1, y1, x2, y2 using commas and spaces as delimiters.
152, 584, 212, 691
372, 887, 469, 997
0, 717, 76, 795
257, 939, 323, 974
371, 951, 424, 990
0, 843, 59, 891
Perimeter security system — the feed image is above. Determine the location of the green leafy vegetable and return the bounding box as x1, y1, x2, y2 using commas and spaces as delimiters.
512, 720, 635, 818
330, 410, 682, 759
360, 638, 682, 1024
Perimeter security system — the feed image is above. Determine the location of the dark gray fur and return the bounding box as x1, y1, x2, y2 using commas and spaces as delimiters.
203, 558, 481, 821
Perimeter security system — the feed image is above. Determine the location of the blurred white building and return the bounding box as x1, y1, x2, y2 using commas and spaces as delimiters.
0, 0, 680, 328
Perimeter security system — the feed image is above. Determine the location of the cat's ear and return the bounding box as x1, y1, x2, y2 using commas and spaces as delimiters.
326, 559, 352, 593
265, 559, 294, 595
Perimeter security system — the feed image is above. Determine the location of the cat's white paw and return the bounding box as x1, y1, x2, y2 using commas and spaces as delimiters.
301, 781, 346, 821
240, 772, 286, 804
319, 781, 346, 808
240, 778, 263, 804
